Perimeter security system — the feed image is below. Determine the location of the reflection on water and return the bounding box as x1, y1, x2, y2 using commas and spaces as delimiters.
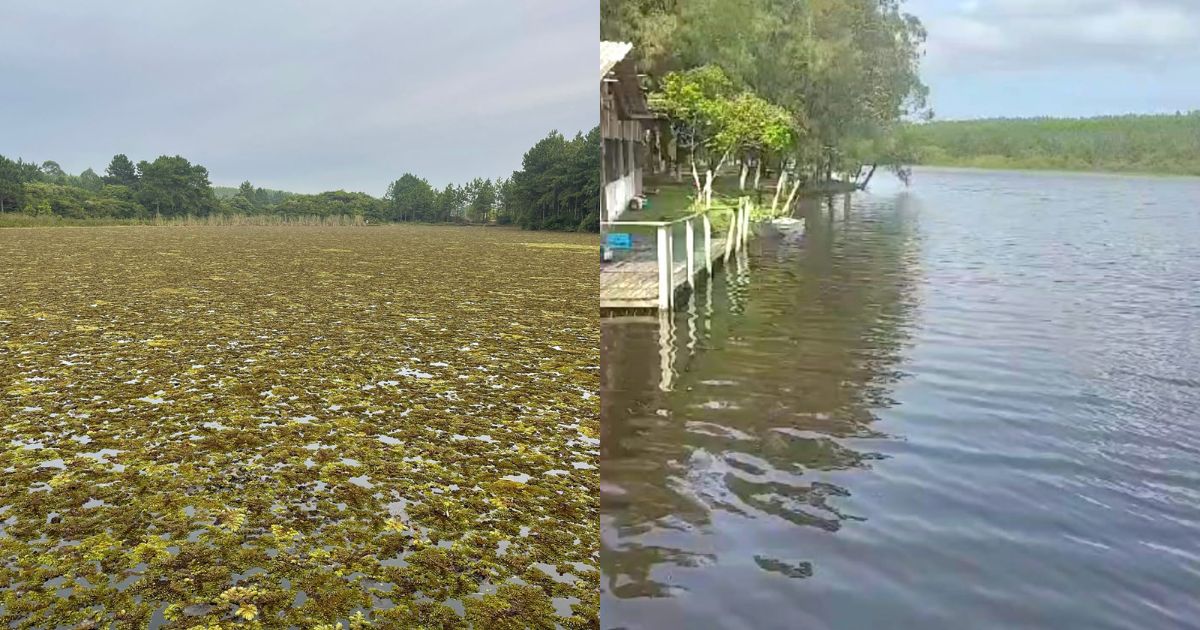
601, 170, 1200, 629
602, 190, 921, 615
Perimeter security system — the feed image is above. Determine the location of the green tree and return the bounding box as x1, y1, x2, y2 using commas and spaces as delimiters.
79, 168, 104, 192
135, 155, 217, 217
717, 91, 796, 191
651, 65, 738, 203
0, 155, 23, 213
506, 127, 600, 231
385, 174, 437, 222
607, 0, 929, 185
104, 154, 140, 187
435, 183, 461, 222
468, 178, 496, 222
40, 160, 66, 181
493, 177, 513, 224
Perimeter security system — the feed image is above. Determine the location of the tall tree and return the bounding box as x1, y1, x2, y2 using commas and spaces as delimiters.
435, 183, 460, 222
384, 174, 437, 222
104, 154, 139, 187
40, 161, 66, 180
467, 178, 496, 222
506, 127, 600, 231
494, 177, 513, 224
607, 0, 928, 183
0, 156, 23, 213
135, 155, 217, 217
79, 168, 104, 192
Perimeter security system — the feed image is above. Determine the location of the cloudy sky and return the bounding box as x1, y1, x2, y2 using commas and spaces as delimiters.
907, 0, 1200, 119
0, 1, 596, 194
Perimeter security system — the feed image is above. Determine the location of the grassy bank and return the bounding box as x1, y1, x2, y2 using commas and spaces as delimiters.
913, 156, 1200, 178
619, 175, 858, 226
907, 113, 1200, 177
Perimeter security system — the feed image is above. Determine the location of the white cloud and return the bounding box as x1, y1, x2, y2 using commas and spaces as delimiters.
0, 0, 597, 194
922, 0, 1200, 72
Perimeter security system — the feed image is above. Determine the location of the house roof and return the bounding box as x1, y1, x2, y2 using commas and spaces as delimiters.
611, 57, 655, 120
600, 41, 633, 80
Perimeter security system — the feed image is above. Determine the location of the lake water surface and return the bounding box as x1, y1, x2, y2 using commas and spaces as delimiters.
600, 168, 1200, 629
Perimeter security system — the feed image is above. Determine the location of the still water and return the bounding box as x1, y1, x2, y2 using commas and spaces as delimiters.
600, 168, 1200, 629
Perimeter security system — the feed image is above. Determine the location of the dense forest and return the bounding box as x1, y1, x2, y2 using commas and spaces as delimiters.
0, 127, 600, 231
603, 0, 928, 203
905, 112, 1200, 176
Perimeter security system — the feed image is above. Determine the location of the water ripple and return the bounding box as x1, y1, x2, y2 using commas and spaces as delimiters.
602, 170, 1200, 629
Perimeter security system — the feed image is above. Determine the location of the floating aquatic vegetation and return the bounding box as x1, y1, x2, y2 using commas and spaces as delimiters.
0, 225, 599, 628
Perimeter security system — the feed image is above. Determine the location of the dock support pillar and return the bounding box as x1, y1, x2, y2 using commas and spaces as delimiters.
657, 225, 672, 310
702, 214, 712, 275
741, 199, 751, 247
684, 218, 695, 288
724, 208, 737, 262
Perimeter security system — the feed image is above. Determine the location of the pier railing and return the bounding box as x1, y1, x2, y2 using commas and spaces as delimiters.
601, 199, 751, 310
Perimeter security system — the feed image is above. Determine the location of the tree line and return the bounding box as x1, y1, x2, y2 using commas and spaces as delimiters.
603, 0, 929, 203
905, 112, 1200, 176
0, 127, 599, 231
382, 127, 599, 231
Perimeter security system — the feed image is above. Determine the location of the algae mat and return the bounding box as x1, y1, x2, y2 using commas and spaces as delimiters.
0, 226, 599, 628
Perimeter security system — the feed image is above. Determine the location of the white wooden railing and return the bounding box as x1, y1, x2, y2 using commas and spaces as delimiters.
601, 198, 751, 310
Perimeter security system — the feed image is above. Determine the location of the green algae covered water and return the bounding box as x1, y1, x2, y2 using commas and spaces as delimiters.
0, 225, 598, 628
601, 168, 1200, 629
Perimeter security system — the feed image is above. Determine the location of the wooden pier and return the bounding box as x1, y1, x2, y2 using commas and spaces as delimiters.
601, 200, 751, 310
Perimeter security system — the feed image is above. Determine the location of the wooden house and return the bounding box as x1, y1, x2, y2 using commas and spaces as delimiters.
600, 41, 656, 222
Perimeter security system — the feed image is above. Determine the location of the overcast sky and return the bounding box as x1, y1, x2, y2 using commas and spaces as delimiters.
0, 1, 596, 194
907, 0, 1200, 119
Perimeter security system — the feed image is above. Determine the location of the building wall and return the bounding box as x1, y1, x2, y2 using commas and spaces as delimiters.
601, 81, 644, 222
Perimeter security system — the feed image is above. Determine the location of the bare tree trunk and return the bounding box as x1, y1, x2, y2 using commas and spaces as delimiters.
753, 160, 762, 191
704, 148, 732, 208
782, 177, 803, 214
770, 169, 788, 215
690, 149, 702, 199
739, 161, 748, 191
859, 164, 878, 190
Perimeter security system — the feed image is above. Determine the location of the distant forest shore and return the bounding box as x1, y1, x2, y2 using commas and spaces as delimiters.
0, 128, 600, 232
906, 112, 1200, 177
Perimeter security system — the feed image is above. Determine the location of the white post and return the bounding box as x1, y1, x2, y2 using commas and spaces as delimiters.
702, 214, 712, 275
657, 310, 674, 392
735, 202, 745, 249
657, 225, 671, 310
684, 218, 695, 287
741, 199, 751, 246
724, 208, 736, 262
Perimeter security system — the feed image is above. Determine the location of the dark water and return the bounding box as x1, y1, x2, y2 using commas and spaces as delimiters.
600, 168, 1200, 629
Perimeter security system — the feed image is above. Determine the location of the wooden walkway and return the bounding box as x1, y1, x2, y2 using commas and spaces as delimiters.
601, 203, 747, 311
600, 260, 687, 309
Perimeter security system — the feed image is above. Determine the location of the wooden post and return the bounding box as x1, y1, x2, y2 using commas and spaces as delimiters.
684, 218, 695, 287
657, 225, 671, 310
702, 213, 713, 275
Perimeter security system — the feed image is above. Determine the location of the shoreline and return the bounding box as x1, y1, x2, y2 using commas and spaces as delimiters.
0, 216, 598, 233
910, 163, 1200, 181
